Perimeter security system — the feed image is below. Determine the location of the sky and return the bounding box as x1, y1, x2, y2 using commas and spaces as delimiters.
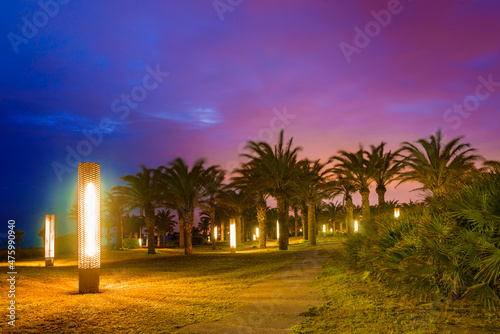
1, 0, 500, 248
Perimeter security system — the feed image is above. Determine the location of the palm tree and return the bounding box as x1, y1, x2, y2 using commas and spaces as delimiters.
114, 165, 160, 254
330, 146, 374, 222
241, 130, 303, 250
322, 201, 344, 232
103, 189, 128, 249
156, 158, 215, 255
155, 209, 177, 246
398, 130, 481, 196
296, 159, 330, 245
201, 168, 225, 250
367, 142, 403, 212
198, 214, 211, 237
329, 175, 356, 234
232, 163, 270, 249
15, 230, 25, 249
218, 188, 253, 244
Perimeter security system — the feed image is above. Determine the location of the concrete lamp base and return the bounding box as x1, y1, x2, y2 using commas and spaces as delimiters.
45, 258, 54, 267
79, 268, 100, 294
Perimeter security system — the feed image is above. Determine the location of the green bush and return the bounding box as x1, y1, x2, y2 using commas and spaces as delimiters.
122, 238, 140, 249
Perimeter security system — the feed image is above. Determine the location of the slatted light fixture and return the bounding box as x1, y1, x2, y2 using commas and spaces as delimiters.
78, 162, 101, 294
230, 219, 236, 254
45, 214, 55, 266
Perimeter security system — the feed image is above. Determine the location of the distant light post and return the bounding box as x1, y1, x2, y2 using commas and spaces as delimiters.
256, 227, 259, 238
77, 162, 101, 294
230, 219, 236, 254
354, 220, 359, 232
214, 226, 218, 241
276, 221, 279, 239
252, 234, 256, 241
322, 224, 326, 233
45, 214, 55, 267
394, 208, 400, 219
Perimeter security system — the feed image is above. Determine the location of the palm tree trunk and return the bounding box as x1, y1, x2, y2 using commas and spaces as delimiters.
376, 186, 386, 214
301, 204, 308, 240
184, 211, 194, 255
360, 189, 371, 222
210, 208, 216, 250
294, 207, 299, 237
346, 196, 354, 234
236, 215, 242, 244
257, 199, 267, 249
277, 195, 288, 250
116, 215, 123, 249
308, 202, 316, 246
146, 215, 155, 254
179, 216, 185, 248
220, 220, 225, 241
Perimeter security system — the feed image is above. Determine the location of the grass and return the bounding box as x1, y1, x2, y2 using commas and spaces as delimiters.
0, 240, 300, 333
293, 241, 500, 334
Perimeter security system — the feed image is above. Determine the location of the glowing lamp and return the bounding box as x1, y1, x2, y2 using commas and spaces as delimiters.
77, 162, 101, 294
354, 220, 358, 232
256, 227, 259, 238
252, 234, 256, 241
276, 221, 279, 239
394, 208, 400, 219
139, 238, 142, 247
323, 225, 326, 233
45, 214, 55, 266
214, 226, 218, 241
330, 228, 333, 233
230, 219, 236, 253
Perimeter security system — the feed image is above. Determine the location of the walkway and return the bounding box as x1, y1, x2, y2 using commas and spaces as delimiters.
178, 243, 335, 334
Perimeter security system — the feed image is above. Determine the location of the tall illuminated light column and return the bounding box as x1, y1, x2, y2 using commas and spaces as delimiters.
276, 221, 279, 239
256, 227, 259, 238
78, 162, 101, 294
214, 226, 218, 242
354, 220, 359, 232
323, 224, 326, 233
45, 214, 55, 266
230, 219, 236, 254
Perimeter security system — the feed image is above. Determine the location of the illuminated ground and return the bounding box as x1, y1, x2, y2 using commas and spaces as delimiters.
1, 238, 498, 333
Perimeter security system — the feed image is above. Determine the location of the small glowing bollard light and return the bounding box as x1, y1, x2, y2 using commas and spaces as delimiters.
354, 220, 359, 232
276, 221, 279, 239
323, 224, 326, 233
330, 228, 333, 233
256, 227, 259, 238
45, 214, 55, 266
253, 234, 256, 241
214, 226, 218, 241
78, 162, 101, 294
230, 219, 236, 254
394, 208, 400, 219
138, 238, 142, 247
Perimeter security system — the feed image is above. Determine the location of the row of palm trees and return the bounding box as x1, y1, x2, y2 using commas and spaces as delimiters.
102, 129, 484, 254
